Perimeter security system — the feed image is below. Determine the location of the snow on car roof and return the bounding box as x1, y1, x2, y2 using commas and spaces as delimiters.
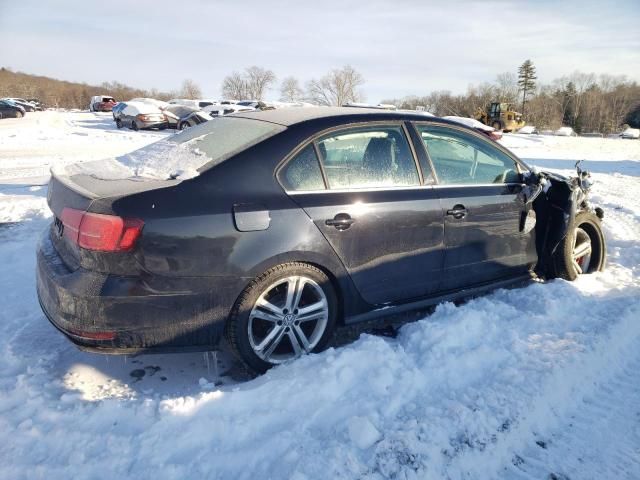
129, 98, 169, 109
443, 116, 494, 131
122, 101, 163, 114
233, 106, 441, 126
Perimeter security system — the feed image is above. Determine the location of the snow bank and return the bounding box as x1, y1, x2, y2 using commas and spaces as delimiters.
516, 125, 538, 135
554, 126, 576, 137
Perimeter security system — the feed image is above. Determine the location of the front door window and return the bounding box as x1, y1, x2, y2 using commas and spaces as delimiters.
416, 126, 520, 185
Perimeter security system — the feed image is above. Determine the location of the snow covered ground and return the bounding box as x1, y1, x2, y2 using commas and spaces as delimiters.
1, 112, 639, 479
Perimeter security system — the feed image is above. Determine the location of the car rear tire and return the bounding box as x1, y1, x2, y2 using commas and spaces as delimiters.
115, 119, 122, 129
226, 262, 338, 374
15, 111, 23, 118
131, 121, 138, 131
178, 122, 187, 130
550, 210, 606, 281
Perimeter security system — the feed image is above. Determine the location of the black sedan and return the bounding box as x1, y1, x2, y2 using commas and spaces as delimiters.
162, 104, 201, 129
37, 108, 606, 373
3, 98, 37, 112
0, 99, 26, 118
177, 109, 211, 130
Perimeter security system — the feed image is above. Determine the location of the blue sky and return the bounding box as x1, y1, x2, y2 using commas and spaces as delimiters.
0, 0, 638, 101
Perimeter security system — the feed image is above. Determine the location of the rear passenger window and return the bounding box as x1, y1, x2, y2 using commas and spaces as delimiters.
316, 125, 419, 189
280, 145, 325, 191
416, 126, 520, 185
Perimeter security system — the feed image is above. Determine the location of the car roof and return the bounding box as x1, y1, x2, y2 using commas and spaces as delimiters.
232, 106, 441, 127
123, 101, 162, 114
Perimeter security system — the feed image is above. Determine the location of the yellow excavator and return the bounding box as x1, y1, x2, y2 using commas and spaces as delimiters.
475, 102, 525, 132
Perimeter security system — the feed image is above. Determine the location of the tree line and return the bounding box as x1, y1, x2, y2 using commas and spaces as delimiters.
2, 63, 638, 132
383, 60, 640, 133
220, 65, 365, 106
0, 68, 202, 109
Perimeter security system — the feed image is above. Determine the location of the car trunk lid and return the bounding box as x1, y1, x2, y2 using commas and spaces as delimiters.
47, 167, 180, 270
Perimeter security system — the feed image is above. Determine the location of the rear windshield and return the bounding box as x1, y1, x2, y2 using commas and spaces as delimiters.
116, 117, 285, 179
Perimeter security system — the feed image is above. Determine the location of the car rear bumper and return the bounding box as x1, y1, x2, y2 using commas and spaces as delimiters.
36, 229, 234, 354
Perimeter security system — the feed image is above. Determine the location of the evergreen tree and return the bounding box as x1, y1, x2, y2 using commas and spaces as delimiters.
624, 102, 640, 128
517, 59, 537, 116
562, 82, 577, 127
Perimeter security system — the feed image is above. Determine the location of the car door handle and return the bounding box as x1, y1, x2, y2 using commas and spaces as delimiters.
325, 213, 355, 230
446, 205, 467, 219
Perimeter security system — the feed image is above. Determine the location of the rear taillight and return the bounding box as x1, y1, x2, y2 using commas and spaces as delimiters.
66, 326, 117, 341
137, 114, 164, 121
60, 208, 143, 252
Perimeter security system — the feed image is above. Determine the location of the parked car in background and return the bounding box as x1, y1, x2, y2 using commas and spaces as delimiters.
89, 95, 117, 112
26, 98, 44, 111
111, 102, 127, 121
168, 98, 218, 109
37, 108, 606, 373
620, 127, 640, 139
114, 101, 167, 130
129, 98, 169, 110
236, 100, 260, 108
3, 98, 37, 112
517, 125, 539, 135
0, 99, 26, 118
204, 104, 255, 117
177, 110, 211, 130
555, 126, 578, 137
162, 104, 199, 129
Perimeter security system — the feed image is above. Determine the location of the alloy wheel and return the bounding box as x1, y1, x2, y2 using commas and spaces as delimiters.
572, 227, 592, 276
248, 276, 329, 364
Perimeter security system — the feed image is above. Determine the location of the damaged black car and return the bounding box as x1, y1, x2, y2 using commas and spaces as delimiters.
36, 108, 606, 373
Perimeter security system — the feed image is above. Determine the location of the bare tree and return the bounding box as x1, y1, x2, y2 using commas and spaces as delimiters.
495, 72, 519, 103
221, 66, 276, 101
306, 65, 365, 106
245, 66, 276, 100
279, 76, 304, 102
221, 71, 248, 100
180, 79, 202, 99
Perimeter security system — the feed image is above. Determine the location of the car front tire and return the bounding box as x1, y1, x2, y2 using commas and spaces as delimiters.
226, 262, 338, 374
551, 210, 606, 281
